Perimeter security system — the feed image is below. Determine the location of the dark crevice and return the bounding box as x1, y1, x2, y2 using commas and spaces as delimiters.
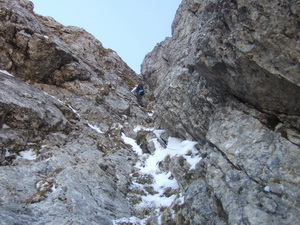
207, 140, 287, 197
208, 141, 266, 187
208, 141, 243, 171
213, 194, 229, 224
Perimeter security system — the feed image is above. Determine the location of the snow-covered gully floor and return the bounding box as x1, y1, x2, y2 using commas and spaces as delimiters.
114, 126, 202, 225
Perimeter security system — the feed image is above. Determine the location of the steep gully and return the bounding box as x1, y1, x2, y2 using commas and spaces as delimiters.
1, 0, 300, 224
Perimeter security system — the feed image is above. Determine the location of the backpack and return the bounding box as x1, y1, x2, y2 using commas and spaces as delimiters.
137, 84, 144, 96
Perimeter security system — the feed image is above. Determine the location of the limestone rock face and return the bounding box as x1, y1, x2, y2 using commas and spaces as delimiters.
142, 0, 300, 130
0, 72, 73, 133
0, 0, 149, 224
0, 0, 135, 85
1, 0, 300, 224
142, 0, 300, 224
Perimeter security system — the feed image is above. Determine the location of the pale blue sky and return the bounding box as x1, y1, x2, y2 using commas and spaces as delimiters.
30, 0, 182, 73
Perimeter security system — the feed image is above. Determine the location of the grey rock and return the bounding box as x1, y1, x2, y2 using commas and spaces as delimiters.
1, 0, 300, 224
0, 72, 73, 133
181, 179, 228, 225
141, 0, 300, 224
142, 0, 300, 132
0, 0, 136, 85
169, 156, 191, 189
0, 0, 147, 224
205, 107, 300, 224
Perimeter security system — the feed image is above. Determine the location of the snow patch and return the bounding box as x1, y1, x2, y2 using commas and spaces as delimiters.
17, 149, 37, 160
147, 111, 154, 117
68, 105, 80, 117
0, 69, 14, 77
121, 132, 143, 155
153, 129, 166, 138
5, 150, 12, 157
2, 124, 10, 129
264, 186, 270, 192
113, 216, 147, 225
111, 123, 124, 130
116, 126, 202, 224
133, 125, 155, 133
88, 123, 104, 134
51, 184, 57, 192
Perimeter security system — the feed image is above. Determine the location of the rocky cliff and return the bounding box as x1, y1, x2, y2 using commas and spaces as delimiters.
0, 0, 149, 224
1, 0, 300, 224
142, 0, 300, 224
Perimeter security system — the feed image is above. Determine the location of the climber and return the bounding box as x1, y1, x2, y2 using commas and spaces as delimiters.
131, 84, 147, 108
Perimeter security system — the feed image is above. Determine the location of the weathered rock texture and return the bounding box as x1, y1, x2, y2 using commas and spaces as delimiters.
0, 0, 150, 224
0, 0, 135, 85
142, 0, 300, 224
1, 0, 300, 224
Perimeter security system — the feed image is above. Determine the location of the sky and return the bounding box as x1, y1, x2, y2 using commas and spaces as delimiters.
30, 0, 182, 73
